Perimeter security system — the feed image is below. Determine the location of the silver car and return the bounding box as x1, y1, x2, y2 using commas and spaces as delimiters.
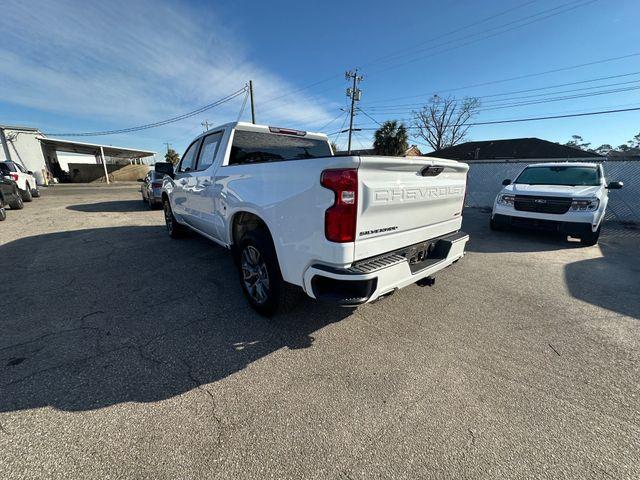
139, 170, 164, 209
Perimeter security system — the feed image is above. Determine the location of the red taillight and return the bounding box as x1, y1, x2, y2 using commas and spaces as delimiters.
9, 173, 19, 182
151, 181, 162, 189
321, 168, 358, 243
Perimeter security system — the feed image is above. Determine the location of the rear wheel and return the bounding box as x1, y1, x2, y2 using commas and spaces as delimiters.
21, 183, 33, 202
580, 225, 601, 246
9, 191, 24, 210
238, 229, 285, 317
0, 199, 6, 221
163, 198, 187, 238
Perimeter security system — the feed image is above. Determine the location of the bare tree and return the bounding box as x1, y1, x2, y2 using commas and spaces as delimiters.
413, 95, 481, 151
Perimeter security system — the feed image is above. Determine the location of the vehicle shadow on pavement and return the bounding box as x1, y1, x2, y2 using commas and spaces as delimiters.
564, 228, 640, 321
464, 209, 640, 320
66, 200, 150, 213
0, 225, 352, 412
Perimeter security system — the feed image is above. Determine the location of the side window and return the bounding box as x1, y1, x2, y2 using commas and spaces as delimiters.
195, 131, 223, 171
177, 139, 201, 173
15, 163, 26, 173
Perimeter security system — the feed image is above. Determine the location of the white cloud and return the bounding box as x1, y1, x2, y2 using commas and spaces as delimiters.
0, 0, 336, 137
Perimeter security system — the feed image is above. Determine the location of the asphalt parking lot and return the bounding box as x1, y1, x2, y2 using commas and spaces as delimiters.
1, 184, 639, 479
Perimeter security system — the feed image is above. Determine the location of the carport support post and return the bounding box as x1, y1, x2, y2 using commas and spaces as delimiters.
0, 128, 12, 162
99, 146, 110, 184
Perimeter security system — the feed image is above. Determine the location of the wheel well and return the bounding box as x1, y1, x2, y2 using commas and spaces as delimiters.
232, 212, 271, 246
161, 192, 169, 203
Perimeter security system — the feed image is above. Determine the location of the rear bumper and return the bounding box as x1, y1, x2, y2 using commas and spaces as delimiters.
303, 231, 469, 305
492, 214, 594, 236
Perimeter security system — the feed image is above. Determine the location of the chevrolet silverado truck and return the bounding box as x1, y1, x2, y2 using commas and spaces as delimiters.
160, 122, 469, 315
490, 162, 623, 246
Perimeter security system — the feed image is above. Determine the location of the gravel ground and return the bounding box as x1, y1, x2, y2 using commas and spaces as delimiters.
1, 183, 639, 479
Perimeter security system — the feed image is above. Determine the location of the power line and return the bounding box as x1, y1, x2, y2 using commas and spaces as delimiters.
350, 107, 640, 131
364, 83, 640, 116
364, 72, 640, 110
356, 107, 382, 126
364, 53, 640, 106
361, 0, 538, 68
45, 87, 248, 137
318, 110, 349, 132
367, 0, 599, 75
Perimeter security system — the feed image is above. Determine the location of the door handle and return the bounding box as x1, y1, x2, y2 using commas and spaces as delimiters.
201, 180, 212, 186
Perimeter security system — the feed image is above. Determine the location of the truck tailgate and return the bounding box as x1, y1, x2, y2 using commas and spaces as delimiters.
355, 156, 468, 261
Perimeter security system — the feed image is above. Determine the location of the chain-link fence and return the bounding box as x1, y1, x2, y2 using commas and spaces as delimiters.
465, 160, 640, 223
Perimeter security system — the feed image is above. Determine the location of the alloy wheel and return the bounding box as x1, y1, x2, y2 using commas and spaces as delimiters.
241, 245, 270, 305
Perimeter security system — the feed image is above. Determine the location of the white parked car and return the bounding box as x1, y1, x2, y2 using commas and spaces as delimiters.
160, 122, 469, 315
0, 161, 40, 202
490, 162, 623, 246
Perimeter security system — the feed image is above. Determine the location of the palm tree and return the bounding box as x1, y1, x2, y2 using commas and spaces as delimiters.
373, 120, 409, 156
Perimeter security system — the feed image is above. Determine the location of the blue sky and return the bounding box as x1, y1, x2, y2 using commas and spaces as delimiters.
1, 0, 639, 157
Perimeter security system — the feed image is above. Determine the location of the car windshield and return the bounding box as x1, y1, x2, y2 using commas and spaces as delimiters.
514, 166, 600, 186
228, 130, 332, 165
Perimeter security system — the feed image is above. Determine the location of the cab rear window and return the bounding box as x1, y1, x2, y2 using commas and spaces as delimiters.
228, 130, 332, 165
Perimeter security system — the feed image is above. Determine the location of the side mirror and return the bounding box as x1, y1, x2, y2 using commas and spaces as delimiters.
154, 162, 175, 179
607, 181, 623, 190
502, 179, 512, 186
27, 170, 33, 175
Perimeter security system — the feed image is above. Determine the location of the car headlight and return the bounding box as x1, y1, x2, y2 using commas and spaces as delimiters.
497, 194, 515, 206
570, 198, 599, 211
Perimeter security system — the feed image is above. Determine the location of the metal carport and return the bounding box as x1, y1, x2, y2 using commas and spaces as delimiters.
39, 137, 156, 184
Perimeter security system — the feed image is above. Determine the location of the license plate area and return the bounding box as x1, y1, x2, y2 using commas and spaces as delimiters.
404, 239, 453, 274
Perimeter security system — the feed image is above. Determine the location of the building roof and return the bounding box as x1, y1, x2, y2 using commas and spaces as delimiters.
428, 138, 603, 162
39, 137, 155, 158
0, 124, 40, 132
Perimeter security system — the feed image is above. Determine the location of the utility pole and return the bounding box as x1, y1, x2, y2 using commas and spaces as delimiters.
249, 80, 256, 124
201, 120, 211, 132
345, 69, 363, 155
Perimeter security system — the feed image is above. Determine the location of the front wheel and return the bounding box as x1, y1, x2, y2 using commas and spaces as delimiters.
238, 230, 284, 317
21, 184, 33, 202
0, 200, 6, 221
580, 225, 601, 246
31, 187, 41, 198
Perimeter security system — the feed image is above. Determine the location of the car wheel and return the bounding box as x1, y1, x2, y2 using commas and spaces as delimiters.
31, 187, 41, 198
9, 191, 24, 210
489, 217, 505, 231
580, 225, 601, 247
0, 200, 6, 221
21, 184, 33, 202
238, 229, 284, 317
163, 198, 187, 238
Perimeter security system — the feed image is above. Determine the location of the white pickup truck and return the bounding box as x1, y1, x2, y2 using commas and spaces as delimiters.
160, 122, 469, 315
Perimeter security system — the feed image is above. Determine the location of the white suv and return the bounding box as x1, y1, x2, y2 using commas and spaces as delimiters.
490, 162, 623, 246
0, 161, 40, 202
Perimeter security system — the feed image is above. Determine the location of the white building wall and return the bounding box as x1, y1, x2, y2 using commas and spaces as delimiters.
56, 153, 99, 171
0, 129, 47, 184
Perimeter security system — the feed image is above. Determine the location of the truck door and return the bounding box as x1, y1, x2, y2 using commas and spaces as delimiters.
171, 138, 201, 221
185, 130, 226, 240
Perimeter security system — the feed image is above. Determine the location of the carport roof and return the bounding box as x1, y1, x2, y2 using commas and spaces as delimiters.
39, 137, 155, 158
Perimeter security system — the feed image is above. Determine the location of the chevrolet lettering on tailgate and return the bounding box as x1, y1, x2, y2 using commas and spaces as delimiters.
373, 185, 464, 203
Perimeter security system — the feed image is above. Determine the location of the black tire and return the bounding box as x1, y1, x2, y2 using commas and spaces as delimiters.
9, 191, 24, 210
489, 217, 505, 231
21, 184, 33, 202
31, 187, 41, 198
163, 198, 187, 238
0, 199, 6, 221
237, 228, 285, 317
580, 225, 601, 247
